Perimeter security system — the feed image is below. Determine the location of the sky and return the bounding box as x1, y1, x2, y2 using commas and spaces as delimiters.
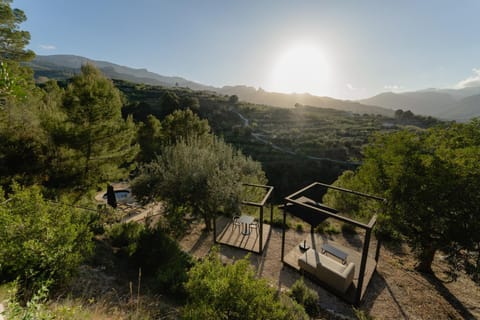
13, 0, 480, 100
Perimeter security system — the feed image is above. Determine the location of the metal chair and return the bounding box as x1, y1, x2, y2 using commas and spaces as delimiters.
232, 215, 241, 230
249, 219, 259, 235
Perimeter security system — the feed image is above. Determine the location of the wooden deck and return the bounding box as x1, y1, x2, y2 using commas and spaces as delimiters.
283, 232, 377, 304
215, 216, 271, 253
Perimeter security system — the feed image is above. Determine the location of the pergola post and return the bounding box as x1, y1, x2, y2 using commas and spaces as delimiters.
281, 203, 286, 262
355, 227, 372, 305
259, 206, 264, 253
213, 216, 217, 244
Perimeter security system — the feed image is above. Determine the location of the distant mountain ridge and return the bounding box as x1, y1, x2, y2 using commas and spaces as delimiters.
360, 87, 480, 121
29, 54, 393, 116
30, 55, 214, 90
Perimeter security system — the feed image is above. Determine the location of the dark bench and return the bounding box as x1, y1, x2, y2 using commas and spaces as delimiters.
321, 243, 348, 264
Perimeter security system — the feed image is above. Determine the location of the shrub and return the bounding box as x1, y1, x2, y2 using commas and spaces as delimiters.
183, 247, 308, 320
315, 221, 340, 234
296, 223, 304, 232
0, 184, 93, 301
353, 307, 375, 320
289, 278, 319, 316
106, 222, 144, 256
131, 226, 193, 298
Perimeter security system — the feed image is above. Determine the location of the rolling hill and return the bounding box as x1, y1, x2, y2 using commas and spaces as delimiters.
360, 88, 480, 121
29, 54, 393, 116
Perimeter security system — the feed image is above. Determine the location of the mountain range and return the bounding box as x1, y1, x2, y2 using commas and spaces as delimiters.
29, 55, 480, 121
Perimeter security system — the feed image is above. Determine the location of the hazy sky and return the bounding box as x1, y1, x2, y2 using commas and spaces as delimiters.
14, 0, 480, 100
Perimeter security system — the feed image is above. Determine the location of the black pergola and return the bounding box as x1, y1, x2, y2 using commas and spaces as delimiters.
281, 182, 385, 305
214, 183, 274, 254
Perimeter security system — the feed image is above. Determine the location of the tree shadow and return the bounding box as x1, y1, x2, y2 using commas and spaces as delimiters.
341, 229, 363, 250
187, 230, 211, 256
362, 272, 408, 319
421, 272, 476, 320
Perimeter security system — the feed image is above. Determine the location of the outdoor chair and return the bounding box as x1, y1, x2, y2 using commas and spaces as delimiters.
249, 219, 259, 234
232, 215, 241, 230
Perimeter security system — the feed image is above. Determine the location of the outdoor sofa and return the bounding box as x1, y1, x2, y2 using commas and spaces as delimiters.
298, 247, 355, 293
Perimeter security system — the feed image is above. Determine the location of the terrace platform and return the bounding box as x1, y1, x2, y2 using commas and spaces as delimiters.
215, 216, 271, 253
283, 232, 377, 304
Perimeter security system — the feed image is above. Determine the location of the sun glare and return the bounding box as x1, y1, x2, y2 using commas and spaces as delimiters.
270, 43, 331, 96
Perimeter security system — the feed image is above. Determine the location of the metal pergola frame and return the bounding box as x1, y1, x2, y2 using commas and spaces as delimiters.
214, 183, 274, 254
281, 182, 385, 305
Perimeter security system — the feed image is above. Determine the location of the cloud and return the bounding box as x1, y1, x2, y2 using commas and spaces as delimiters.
455, 68, 480, 88
384, 84, 403, 91
39, 44, 56, 50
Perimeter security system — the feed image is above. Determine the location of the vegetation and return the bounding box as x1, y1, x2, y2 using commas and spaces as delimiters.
48, 64, 138, 191
0, 184, 93, 300
115, 80, 442, 199
183, 248, 308, 320
132, 135, 266, 231
1, 1, 479, 318
326, 122, 480, 277
289, 277, 319, 316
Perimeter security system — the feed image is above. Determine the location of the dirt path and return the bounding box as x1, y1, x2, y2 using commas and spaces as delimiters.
180, 221, 480, 319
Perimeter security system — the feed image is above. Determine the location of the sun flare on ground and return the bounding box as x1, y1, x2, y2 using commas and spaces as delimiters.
269, 43, 331, 96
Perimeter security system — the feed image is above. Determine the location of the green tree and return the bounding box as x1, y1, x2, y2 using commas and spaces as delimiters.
0, 184, 93, 300
0, 1, 48, 189
161, 90, 180, 116
183, 248, 308, 320
181, 96, 200, 112
53, 64, 138, 190
334, 122, 480, 274
0, 0, 34, 62
132, 135, 266, 231
161, 108, 210, 145
228, 94, 239, 105
136, 114, 163, 163
0, 0, 36, 104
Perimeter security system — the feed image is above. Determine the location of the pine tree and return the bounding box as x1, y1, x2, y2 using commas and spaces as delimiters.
54, 64, 138, 190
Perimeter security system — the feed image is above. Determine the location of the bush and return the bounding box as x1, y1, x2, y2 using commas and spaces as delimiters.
106, 222, 145, 256
315, 221, 340, 235
353, 307, 375, 320
289, 278, 319, 316
131, 226, 193, 298
271, 217, 290, 229
0, 184, 93, 301
295, 223, 304, 232
184, 247, 308, 320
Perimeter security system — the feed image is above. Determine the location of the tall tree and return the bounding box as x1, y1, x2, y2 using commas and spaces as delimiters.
132, 135, 266, 231
0, 0, 34, 62
136, 114, 163, 163
331, 122, 480, 275
54, 64, 138, 190
161, 108, 210, 145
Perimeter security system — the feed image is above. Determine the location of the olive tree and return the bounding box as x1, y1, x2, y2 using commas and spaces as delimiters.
132, 134, 266, 231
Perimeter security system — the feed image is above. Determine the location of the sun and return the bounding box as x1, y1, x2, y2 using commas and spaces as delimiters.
269, 43, 331, 96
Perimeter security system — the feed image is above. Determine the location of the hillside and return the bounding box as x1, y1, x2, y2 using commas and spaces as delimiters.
113, 80, 440, 198
30, 54, 213, 90
29, 54, 393, 116
360, 88, 480, 121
